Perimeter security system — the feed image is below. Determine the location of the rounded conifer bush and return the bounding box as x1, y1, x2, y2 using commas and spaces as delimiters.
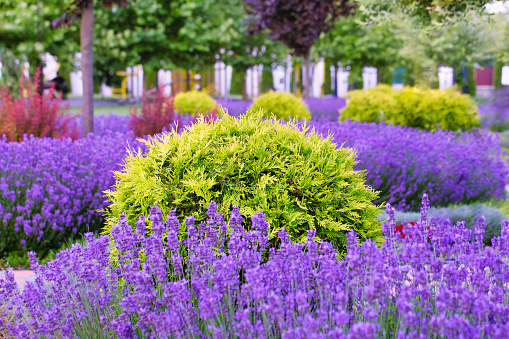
103, 109, 382, 251
174, 91, 218, 116
251, 91, 312, 121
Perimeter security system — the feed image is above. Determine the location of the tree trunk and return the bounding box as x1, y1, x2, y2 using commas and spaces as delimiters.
304, 53, 310, 99
81, 0, 94, 136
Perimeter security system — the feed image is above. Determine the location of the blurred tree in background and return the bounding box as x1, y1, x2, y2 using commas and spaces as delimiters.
242, 0, 356, 99
314, 16, 402, 87
0, 0, 506, 105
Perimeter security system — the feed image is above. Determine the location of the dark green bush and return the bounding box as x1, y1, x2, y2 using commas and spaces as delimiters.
103, 110, 382, 251
250, 91, 312, 121
341, 85, 481, 132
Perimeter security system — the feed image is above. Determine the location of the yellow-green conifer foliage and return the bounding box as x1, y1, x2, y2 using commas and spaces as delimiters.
174, 91, 218, 116
103, 110, 382, 251
341, 85, 480, 132
251, 91, 312, 121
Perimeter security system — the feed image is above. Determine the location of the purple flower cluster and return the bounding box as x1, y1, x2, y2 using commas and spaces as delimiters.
310, 118, 508, 210
215, 99, 251, 117
215, 97, 346, 120
67, 113, 198, 137
2, 197, 509, 338
479, 88, 509, 131
0, 132, 148, 257
306, 97, 346, 120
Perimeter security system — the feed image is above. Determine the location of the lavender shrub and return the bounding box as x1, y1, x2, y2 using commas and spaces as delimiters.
215, 97, 346, 120
68, 113, 197, 137
215, 99, 251, 118
2, 196, 509, 338
479, 88, 509, 131
0, 132, 148, 257
305, 97, 346, 120
310, 118, 508, 211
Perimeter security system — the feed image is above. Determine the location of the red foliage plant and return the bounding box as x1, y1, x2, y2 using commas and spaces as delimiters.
129, 87, 219, 137
0, 71, 79, 142
129, 87, 180, 137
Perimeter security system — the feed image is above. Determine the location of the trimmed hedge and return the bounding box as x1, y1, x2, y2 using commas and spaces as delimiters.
341, 85, 480, 132
103, 110, 382, 251
251, 91, 312, 121
174, 91, 218, 116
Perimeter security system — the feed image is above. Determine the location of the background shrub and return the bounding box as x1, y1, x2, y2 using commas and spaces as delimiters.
174, 91, 218, 116
129, 87, 179, 137
414, 87, 480, 131
311, 118, 508, 211
104, 110, 382, 251
340, 88, 399, 124
340, 85, 480, 132
0, 72, 78, 141
251, 91, 312, 121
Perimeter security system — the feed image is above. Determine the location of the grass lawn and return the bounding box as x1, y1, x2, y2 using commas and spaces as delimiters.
69, 104, 141, 116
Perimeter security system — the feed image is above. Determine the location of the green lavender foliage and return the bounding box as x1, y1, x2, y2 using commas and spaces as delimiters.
378, 203, 505, 245
250, 91, 312, 121
103, 109, 383, 251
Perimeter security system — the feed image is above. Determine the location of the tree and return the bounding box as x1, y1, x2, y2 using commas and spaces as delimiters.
314, 15, 402, 86
359, 0, 492, 25
242, 0, 355, 99
394, 12, 495, 88
0, 0, 79, 83
52, 0, 133, 136
222, 32, 288, 100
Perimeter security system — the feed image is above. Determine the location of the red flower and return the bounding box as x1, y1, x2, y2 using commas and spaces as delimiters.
394, 221, 417, 238
394, 221, 431, 241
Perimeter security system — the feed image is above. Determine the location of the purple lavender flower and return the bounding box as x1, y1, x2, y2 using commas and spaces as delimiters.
310, 118, 508, 210
2, 196, 509, 337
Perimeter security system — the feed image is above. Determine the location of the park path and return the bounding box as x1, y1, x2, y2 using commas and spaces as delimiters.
63, 97, 121, 108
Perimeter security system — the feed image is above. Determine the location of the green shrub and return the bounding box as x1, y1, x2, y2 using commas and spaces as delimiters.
341, 87, 399, 124
393, 87, 426, 128
415, 88, 480, 131
251, 91, 312, 121
174, 91, 218, 116
340, 85, 480, 132
103, 110, 382, 252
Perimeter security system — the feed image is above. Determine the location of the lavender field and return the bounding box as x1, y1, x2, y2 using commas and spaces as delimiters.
1, 96, 509, 338
3, 197, 509, 338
